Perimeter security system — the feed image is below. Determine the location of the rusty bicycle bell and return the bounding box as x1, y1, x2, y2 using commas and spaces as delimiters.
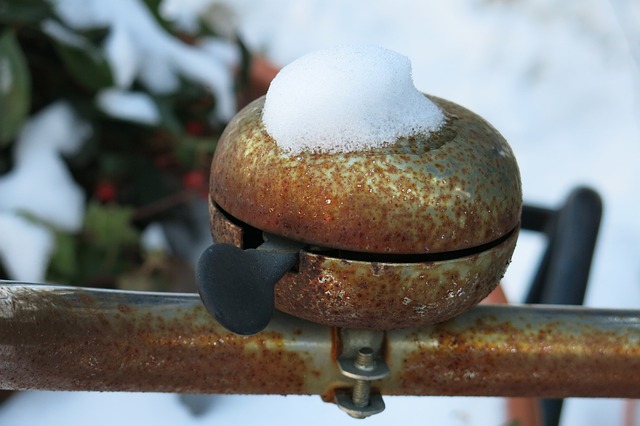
196, 46, 522, 335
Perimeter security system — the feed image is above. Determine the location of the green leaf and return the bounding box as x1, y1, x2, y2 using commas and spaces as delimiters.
154, 96, 183, 133
83, 202, 140, 251
0, 30, 31, 145
49, 230, 79, 279
0, 0, 54, 25
51, 31, 113, 91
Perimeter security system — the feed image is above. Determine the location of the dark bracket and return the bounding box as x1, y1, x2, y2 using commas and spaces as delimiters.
521, 186, 603, 426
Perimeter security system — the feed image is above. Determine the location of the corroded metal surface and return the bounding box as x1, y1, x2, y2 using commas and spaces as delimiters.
0, 284, 338, 394
1, 283, 639, 398
206, 93, 522, 329
209, 201, 516, 329
274, 231, 517, 329
209, 95, 521, 255
384, 305, 640, 397
209, 197, 243, 247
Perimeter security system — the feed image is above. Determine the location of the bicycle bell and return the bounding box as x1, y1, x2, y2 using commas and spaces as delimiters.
196, 45, 521, 335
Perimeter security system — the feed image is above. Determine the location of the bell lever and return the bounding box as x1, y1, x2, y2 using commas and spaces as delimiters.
196, 233, 305, 335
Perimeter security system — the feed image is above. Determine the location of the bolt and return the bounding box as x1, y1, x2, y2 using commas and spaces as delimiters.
352, 380, 372, 407
351, 347, 375, 407
335, 343, 388, 418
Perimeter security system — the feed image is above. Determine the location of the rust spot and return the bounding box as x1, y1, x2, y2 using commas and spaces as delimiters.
321, 388, 336, 403
78, 293, 96, 306
330, 326, 341, 362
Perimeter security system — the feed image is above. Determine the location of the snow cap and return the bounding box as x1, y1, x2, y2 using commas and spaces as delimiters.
262, 45, 445, 155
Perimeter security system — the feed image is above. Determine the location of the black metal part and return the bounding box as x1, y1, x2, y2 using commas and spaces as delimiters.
196, 242, 300, 335
522, 186, 603, 426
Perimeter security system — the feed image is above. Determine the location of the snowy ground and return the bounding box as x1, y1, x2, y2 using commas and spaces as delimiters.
1, 0, 640, 425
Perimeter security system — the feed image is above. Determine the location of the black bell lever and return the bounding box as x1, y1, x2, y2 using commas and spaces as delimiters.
196, 233, 305, 335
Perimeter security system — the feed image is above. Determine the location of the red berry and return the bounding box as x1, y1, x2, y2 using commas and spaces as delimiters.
153, 153, 175, 168
182, 170, 207, 190
95, 180, 117, 202
185, 120, 205, 136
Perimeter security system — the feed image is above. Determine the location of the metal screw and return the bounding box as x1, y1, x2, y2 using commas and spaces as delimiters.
352, 347, 375, 407
336, 346, 389, 418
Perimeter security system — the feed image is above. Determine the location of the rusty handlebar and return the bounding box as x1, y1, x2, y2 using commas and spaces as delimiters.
0, 282, 638, 399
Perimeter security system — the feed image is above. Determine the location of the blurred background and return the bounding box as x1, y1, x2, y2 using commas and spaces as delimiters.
0, 0, 639, 424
